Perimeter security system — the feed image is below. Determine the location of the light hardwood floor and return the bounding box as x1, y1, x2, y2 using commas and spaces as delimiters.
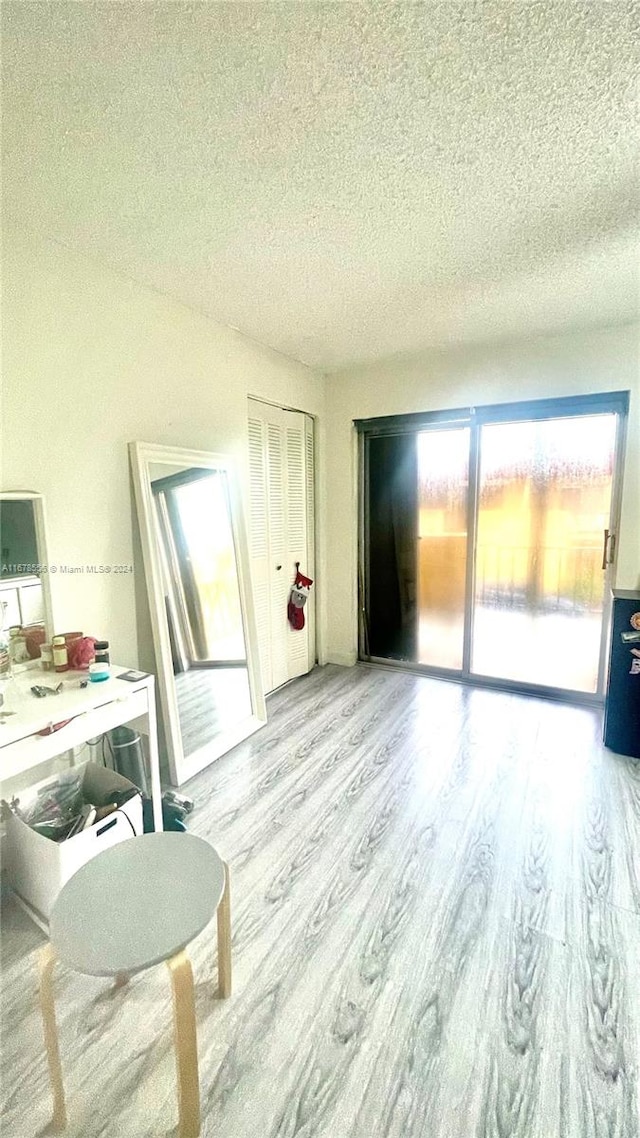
175, 667, 251, 756
1, 664, 639, 1137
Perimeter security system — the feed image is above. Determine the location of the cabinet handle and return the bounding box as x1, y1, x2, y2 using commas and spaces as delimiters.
275, 565, 282, 571
96, 817, 118, 837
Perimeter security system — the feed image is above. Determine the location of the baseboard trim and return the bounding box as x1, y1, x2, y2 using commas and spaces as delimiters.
324, 652, 358, 668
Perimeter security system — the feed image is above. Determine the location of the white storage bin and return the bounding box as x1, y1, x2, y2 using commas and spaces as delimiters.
4, 762, 143, 926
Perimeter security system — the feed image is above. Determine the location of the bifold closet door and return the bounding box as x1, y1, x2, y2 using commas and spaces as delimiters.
248, 400, 315, 693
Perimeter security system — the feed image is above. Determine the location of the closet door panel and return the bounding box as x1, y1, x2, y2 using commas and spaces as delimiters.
248, 399, 315, 694
266, 419, 289, 691
248, 414, 273, 692
285, 421, 310, 679
304, 415, 316, 673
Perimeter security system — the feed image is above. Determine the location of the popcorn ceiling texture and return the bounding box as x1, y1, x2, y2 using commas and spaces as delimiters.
3, 1, 639, 369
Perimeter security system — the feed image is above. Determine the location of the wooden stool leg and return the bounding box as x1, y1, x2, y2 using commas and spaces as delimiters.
216, 860, 232, 999
167, 950, 200, 1138
38, 944, 67, 1132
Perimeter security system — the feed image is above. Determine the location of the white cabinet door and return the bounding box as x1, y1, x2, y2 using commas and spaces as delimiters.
248, 400, 315, 693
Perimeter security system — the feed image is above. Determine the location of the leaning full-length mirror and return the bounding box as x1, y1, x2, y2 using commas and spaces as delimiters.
129, 443, 267, 786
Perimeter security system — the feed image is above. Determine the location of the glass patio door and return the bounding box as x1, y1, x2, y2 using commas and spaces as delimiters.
417, 428, 470, 670
360, 392, 627, 700
471, 414, 618, 694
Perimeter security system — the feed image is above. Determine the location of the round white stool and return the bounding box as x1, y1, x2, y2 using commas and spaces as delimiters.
39, 832, 231, 1138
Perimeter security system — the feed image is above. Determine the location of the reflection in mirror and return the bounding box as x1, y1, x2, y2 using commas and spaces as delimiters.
0, 493, 54, 655
150, 464, 252, 756
130, 445, 266, 786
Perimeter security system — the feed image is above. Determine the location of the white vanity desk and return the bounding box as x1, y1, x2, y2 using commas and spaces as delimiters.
0, 665, 163, 832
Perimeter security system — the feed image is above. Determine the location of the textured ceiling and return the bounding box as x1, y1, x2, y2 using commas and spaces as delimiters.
3, 1, 639, 370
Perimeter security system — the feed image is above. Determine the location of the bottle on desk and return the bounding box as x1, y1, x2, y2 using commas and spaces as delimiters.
52, 636, 68, 673
89, 640, 111, 682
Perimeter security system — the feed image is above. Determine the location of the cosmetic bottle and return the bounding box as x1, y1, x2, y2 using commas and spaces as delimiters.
52, 636, 69, 672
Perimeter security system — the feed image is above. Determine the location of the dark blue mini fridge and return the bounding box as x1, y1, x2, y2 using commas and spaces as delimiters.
603, 589, 640, 759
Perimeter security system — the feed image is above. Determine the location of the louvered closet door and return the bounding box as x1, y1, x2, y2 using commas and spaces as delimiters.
248, 399, 315, 693
284, 414, 314, 681
266, 415, 289, 690
247, 415, 273, 690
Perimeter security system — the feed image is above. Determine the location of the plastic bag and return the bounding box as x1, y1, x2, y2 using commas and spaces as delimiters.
8, 770, 84, 841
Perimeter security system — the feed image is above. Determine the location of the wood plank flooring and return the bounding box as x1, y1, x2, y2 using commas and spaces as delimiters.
1, 664, 639, 1138
175, 667, 251, 756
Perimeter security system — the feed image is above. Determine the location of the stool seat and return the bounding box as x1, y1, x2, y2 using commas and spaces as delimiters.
50, 832, 225, 976
39, 832, 231, 1136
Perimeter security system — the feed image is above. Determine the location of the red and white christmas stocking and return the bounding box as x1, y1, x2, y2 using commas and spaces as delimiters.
288, 567, 313, 630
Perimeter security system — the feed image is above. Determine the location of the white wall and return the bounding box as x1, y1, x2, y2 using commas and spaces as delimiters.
1, 231, 326, 667
324, 323, 640, 665
4, 232, 637, 676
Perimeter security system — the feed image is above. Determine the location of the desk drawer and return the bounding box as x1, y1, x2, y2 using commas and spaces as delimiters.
0, 689, 149, 782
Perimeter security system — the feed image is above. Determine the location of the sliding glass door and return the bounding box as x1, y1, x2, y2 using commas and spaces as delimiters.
417, 428, 469, 670
360, 393, 627, 700
471, 414, 617, 692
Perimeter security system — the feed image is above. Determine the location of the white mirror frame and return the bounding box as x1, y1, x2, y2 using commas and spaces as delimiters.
0, 491, 55, 644
129, 442, 267, 786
